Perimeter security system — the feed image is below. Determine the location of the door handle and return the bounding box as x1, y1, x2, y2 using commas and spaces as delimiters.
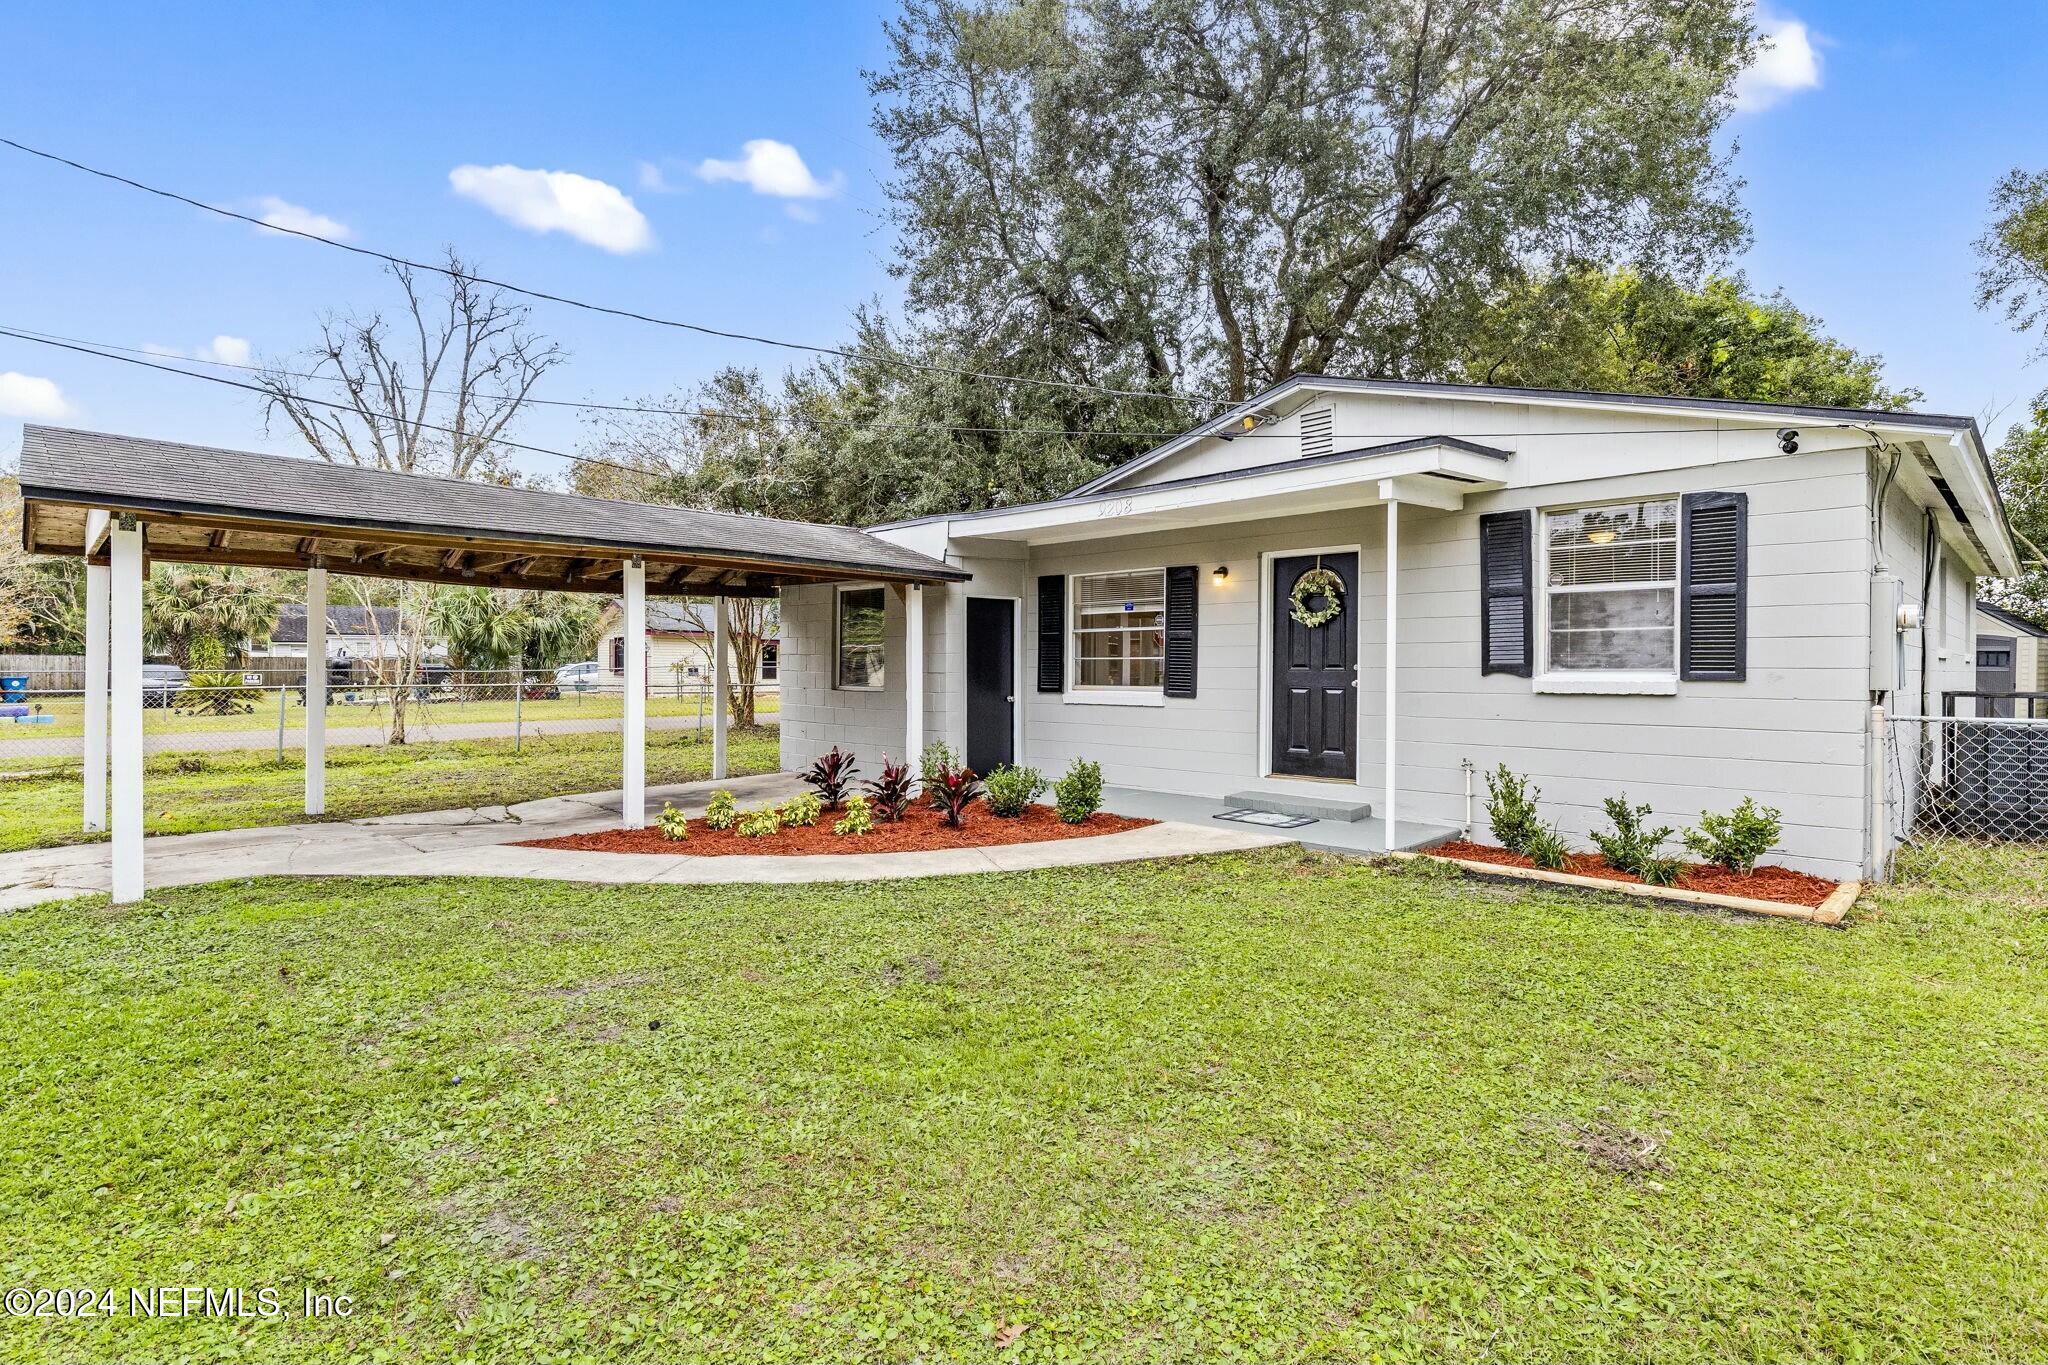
1004, 695, 1013, 703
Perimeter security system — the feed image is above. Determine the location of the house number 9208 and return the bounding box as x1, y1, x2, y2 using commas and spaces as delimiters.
1094, 498, 1135, 518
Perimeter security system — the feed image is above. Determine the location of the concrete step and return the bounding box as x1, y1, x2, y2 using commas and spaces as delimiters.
1222, 789, 1373, 823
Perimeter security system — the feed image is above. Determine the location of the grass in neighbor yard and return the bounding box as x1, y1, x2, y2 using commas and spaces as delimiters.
3, 849, 2046, 1361
0, 727, 781, 853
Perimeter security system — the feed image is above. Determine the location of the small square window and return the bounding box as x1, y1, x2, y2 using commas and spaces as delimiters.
1071, 569, 1165, 690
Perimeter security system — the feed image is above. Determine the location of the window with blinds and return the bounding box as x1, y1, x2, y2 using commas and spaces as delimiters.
1544, 499, 1679, 673
1072, 569, 1166, 689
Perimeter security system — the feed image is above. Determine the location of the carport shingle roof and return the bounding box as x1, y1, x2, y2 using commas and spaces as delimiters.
17, 426, 965, 585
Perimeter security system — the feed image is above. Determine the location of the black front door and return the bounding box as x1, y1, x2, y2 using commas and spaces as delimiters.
1271, 553, 1358, 778
966, 597, 1015, 773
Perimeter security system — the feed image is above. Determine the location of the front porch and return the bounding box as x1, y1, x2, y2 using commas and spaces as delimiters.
1099, 785, 1460, 857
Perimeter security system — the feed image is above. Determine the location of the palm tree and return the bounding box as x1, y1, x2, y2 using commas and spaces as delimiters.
143, 567, 282, 667
427, 588, 600, 674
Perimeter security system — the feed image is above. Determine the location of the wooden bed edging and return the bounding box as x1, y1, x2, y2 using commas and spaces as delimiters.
1388, 851, 1860, 926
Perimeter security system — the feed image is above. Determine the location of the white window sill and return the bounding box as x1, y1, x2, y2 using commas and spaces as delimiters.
1063, 690, 1166, 708
1533, 674, 1678, 696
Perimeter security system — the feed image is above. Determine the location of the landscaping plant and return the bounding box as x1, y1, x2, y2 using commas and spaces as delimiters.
919, 740, 959, 807
1684, 797, 1784, 874
801, 746, 860, 808
1054, 758, 1104, 824
833, 794, 875, 837
1485, 764, 1544, 855
1593, 796, 1681, 884
1522, 822, 1573, 871
865, 757, 918, 822
983, 763, 1048, 818
927, 764, 984, 828
654, 802, 689, 841
703, 790, 740, 830
779, 791, 824, 827
736, 806, 783, 839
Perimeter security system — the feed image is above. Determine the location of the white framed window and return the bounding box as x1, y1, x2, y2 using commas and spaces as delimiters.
1072, 569, 1165, 691
1542, 498, 1680, 677
835, 585, 886, 690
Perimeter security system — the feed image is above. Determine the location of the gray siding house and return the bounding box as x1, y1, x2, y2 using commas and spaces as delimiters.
778, 377, 2015, 882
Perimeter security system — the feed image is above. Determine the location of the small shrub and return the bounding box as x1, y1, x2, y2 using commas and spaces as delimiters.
779, 791, 823, 827
703, 790, 739, 830
1637, 853, 1684, 886
864, 757, 918, 822
1485, 764, 1543, 855
1053, 758, 1104, 824
801, 746, 860, 807
1684, 798, 1783, 874
1592, 795, 1677, 879
833, 794, 875, 836
176, 671, 260, 715
1522, 822, 1572, 871
919, 740, 959, 806
654, 802, 689, 841
736, 806, 783, 839
983, 763, 1048, 818
927, 764, 984, 828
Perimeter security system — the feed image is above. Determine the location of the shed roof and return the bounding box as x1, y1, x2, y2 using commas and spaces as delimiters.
18, 426, 966, 594
270, 604, 403, 643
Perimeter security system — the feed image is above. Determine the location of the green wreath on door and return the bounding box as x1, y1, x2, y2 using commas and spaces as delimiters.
1289, 566, 1344, 628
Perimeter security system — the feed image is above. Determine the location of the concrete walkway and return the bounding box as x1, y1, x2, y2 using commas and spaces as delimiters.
0, 774, 1295, 910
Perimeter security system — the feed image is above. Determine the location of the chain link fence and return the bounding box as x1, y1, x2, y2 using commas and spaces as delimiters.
0, 670, 778, 774
1882, 711, 2048, 893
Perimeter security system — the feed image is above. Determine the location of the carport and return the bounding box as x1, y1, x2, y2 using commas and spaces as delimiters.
16, 425, 967, 902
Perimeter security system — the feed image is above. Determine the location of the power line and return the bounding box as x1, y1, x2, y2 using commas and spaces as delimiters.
2, 322, 1833, 448
0, 326, 671, 482
0, 134, 1232, 411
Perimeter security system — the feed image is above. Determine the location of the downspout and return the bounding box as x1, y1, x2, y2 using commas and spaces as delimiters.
1920, 512, 1937, 720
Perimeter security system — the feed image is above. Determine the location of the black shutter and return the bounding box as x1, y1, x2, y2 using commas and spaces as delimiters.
1036, 574, 1065, 693
1164, 565, 1198, 698
1681, 491, 1748, 681
1479, 510, 1533, 677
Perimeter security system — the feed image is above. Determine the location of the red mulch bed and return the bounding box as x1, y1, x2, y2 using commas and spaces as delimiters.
516, 800, 1154, 857
1429, 839, 1838, 908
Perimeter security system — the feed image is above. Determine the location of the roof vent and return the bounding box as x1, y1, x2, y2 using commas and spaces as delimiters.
1300, 406, 1334, 458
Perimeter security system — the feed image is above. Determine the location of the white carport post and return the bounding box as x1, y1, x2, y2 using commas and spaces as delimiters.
304, 566, 327, 815
108, 515, 145, 903
711, 595, 730, 781
81, 510, 109, 832
622, 557, 647, 827
904, 584, 925, 766
1382, 490, 1399, 852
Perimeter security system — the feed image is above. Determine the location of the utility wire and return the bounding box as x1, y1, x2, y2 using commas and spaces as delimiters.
0, 325, 673, 483
2, 322, 1838, 448
0, 135, 1232, 411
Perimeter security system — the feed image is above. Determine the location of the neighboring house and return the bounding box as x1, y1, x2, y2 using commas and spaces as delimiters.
251, 605, 446, 670
1973, 602, 2048, 714
595, 601, 778, 690
777, 375, 2017, 882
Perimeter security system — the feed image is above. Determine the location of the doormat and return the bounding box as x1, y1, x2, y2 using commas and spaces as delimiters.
1214, 808, 1316, 829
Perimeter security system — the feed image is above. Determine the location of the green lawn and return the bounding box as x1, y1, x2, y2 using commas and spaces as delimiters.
0, 688, 777, 743
2, 849, 2044, 1361
0, 727, 782, 853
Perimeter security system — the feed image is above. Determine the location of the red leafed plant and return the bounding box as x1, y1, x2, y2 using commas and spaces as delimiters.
927, 764, 984, 828
801, 746, 860, 808
864, 757, 917, 822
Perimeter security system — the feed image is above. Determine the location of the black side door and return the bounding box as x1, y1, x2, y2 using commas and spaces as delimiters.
966, 597, 1015, 773
1271, 553, 1358, 778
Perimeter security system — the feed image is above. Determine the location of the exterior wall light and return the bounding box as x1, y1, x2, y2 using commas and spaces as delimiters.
1212, 565, 1229, 585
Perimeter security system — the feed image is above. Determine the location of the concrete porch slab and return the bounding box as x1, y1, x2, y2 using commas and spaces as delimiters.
1222, 788, 1373, 822
1103, 786, 1458, 856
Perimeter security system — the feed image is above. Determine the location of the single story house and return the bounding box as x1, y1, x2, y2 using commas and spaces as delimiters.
246, 604, 447, 680
776, 376, 2016, 882
1973, 601, 2048, 713
596, 601, 778, 689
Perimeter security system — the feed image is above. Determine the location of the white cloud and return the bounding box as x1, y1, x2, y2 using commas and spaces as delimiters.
0, 372, 73, 421
198, 335, 252, 366
1736, 11, 1822, 111
448, 164, 654, 254
637, 160, 681, 194
696, 140, 842, 201
255, 195, 353, 241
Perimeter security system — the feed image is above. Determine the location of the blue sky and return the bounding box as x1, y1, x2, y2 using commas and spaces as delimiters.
2, 1, 2044, 480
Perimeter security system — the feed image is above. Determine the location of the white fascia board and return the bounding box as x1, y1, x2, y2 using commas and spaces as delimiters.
950, 441, 1501, 544
1935, 430, 2019, 577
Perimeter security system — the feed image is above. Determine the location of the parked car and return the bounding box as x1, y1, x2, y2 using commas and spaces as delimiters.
554, 660, 606, 692
141, 663, 187, 708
